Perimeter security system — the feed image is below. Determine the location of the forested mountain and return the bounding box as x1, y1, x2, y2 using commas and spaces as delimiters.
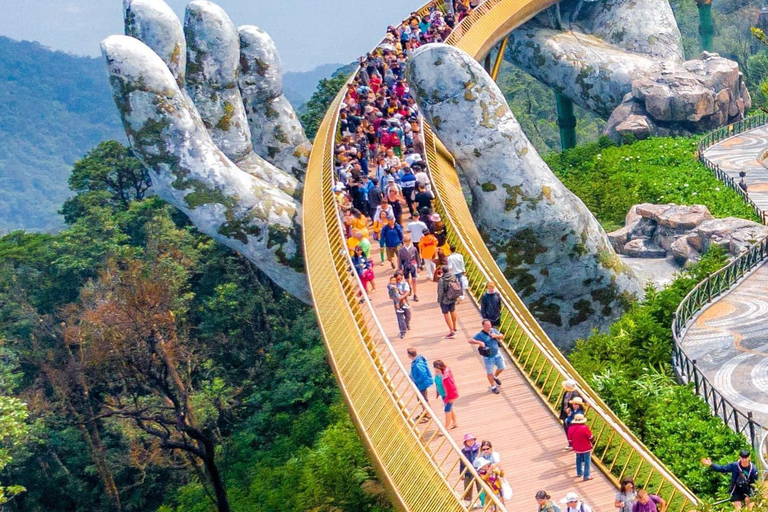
0, 36, 125, 233
284, 62, 346, 110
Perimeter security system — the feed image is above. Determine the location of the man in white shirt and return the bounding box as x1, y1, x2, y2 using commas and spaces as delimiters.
446, 244, 466, 301
407, 215, 428, 269
560, 492, 593, 512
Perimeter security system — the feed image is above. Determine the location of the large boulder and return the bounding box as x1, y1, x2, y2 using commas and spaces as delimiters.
609, 205, 767, 267
407, 44, 641, 349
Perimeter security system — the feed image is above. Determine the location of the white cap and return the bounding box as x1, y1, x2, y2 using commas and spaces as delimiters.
560, 492, 579, 503
473, 457, 490, 470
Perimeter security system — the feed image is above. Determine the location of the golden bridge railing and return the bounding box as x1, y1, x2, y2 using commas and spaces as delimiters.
302, 2, 509, 511
423, 123, 698, 512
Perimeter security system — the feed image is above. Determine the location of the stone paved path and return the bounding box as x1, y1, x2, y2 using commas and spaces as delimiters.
681, 127, 768, 425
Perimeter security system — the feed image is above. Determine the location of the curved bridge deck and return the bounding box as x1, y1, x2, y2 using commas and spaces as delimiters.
303, 1, 698, 510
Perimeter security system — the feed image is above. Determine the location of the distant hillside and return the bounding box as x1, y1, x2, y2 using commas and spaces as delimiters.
0, 36, 125, 233
284, 62, 355, 111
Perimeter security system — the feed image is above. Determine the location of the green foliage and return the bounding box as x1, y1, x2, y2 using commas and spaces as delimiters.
546, 137, 760, 231
0, 141, 390, 511
570, 246, 752, 499
300, 70, 352, 140
0, 395, 28, 504
0, 36, 125, 233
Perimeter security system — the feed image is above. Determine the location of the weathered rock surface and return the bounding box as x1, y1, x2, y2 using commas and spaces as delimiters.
407, 44, 641, 349
608, 204, 768, 267
623, 238, 667, 259
507, 1, 749, 140
104, 0, 310, 303
238, 26, 311, 178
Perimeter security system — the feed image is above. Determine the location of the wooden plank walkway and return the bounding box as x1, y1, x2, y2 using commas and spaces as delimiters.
362, 238, 617, 509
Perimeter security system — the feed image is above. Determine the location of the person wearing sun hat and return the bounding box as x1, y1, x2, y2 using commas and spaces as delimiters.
560, 378, 581, 449
567, 414, 595, 481
561, 491, 593, 512
565, 395, 587, 433
460, 433, 481, 506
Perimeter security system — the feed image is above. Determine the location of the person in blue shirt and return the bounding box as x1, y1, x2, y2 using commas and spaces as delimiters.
399, 165, 418, 216
381, 217, 404, 269
407, 347, 433, 421
467, 319, 506, 395
702, 450, 758, 509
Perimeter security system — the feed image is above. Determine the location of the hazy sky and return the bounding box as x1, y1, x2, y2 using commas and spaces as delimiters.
0, 0, 422, 71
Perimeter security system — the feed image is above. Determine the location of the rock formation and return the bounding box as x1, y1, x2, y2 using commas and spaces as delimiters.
108, 0, 308, 302
608, 204, 768, 266
506, 0, 750, 141
407, 44, 641, 348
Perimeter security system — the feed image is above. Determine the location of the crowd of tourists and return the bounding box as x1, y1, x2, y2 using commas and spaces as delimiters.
332, 2, 758, 511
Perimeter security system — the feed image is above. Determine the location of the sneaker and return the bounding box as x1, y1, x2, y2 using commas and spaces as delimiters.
396, 308, 405, 314
490, 386, 500, 394
459, 295, 465, 301
413, 295, 419, 302
445, 332, 456, 339
399, 333, 405, 339
493, 376, 502, 386
406, 324, 411, 330
402, 303, 411, 309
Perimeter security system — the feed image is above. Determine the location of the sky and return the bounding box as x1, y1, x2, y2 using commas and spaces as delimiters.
0, 0, 423, 72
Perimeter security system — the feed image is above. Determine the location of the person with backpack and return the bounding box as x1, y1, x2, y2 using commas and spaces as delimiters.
467, 319, 506, 395
702, 449, 758, 509
437, 265, 461, 339
561, 492, 593, 512
536, 490, 561, 512
567, 414, 594, 481
446, 245, 467, 301
399, 164, 417, 215
397, 233, 419, 302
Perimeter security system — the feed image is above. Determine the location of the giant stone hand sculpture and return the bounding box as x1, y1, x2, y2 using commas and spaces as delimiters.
507, 0, 750, 140
407, 44, 641, 345
103, 0, 309, 302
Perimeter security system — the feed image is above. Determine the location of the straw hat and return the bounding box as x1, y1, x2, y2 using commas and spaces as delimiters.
569, 396, 584, 405
561, 379, 577, 391
571, 413, 587, 424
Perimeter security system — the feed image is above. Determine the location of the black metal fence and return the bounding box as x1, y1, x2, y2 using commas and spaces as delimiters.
671, 115, 768, 453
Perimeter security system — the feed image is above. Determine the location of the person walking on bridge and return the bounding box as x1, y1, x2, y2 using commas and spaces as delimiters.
480, 281, 501, 327
446, 244, 467, 301
433, 359, 458, 429
407, 347, 432, 422
536, 490, 560, 512
702, 449, 757, 509
381, 217, 403, 269
468, 319, 505, 394
567, 414, 594, 481
632, 489, 666, 512
560, 379, 581, 450
561, 492, 593, 512
437, 265, 460, 338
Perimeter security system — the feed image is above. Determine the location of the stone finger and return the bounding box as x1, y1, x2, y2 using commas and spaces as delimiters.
102, 35, 308, 302
124, 0, 186, 85
238, 25, 311, 179
407, 44, 640, 347
184, 0, 252, 163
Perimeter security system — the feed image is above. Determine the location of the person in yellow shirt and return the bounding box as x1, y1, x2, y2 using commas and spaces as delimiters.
372, 210, 390, 264
419, 229, 438, 280
350, 209, 369, 239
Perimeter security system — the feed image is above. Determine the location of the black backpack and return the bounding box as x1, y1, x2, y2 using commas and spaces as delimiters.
733, 463, 753, 494
445, 277, 462, 302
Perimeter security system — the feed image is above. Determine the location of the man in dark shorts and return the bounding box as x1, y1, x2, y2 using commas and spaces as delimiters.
702, 449, 757, 509
398, 233, 419, 301
407, 347, 432, 421
437, 265, 460, 338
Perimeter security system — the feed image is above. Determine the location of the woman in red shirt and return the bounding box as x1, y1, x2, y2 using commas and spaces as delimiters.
567, 414, 594, 481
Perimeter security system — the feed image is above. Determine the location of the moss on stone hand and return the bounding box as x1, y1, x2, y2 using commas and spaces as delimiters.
481, 182, 496, 192
215, 102, 236, 131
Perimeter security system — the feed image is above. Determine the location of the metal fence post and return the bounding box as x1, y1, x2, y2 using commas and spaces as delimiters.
693, 361, 701, 395
749, 412, 757, 452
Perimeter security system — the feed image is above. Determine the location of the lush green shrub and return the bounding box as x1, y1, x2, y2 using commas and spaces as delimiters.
546, 137, 760, 231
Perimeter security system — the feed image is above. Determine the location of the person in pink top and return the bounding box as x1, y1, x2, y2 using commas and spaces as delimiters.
433, 359, 459, 429
567, 414, 594, 481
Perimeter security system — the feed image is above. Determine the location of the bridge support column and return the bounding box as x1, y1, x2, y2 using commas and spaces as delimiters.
556, 92, 577, 151
696, 0, 714, 52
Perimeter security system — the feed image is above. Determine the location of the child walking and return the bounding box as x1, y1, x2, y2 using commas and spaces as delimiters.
433, 360, 459, 429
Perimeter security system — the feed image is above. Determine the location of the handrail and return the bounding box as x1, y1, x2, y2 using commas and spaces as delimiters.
423, 122, 698, 512
303, 1, 509, 510
671, 114, 768, 454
